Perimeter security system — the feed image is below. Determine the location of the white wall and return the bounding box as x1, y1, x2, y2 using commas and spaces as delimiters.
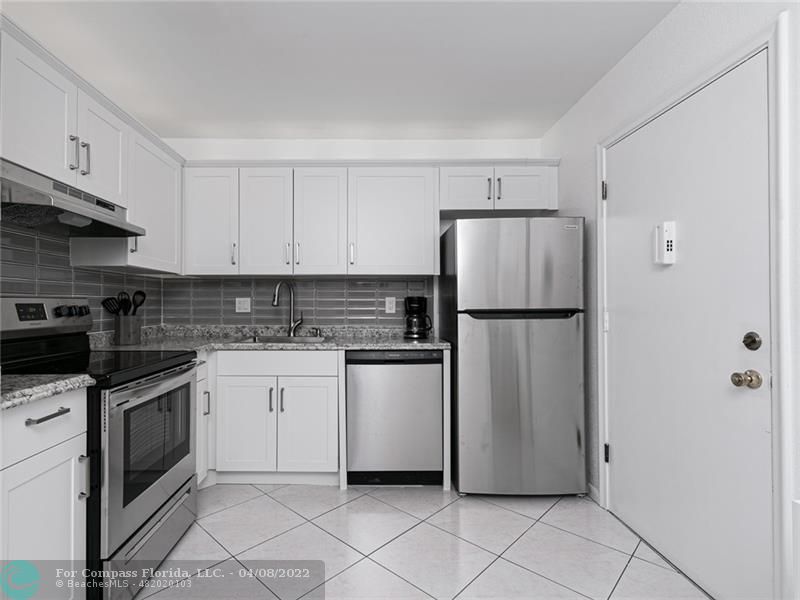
541, 1, 799, 497
163, 138, 542, 162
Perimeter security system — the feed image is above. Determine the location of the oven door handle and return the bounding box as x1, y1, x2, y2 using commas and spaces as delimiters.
110, 364, 196, 411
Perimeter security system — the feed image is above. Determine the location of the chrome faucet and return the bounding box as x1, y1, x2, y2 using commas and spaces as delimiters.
272, 280, 303, 336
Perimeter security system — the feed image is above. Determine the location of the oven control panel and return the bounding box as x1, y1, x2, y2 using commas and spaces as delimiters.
1, 297, 93, 336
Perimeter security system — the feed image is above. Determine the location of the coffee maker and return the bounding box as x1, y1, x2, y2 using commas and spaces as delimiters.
404, 296, 433, 339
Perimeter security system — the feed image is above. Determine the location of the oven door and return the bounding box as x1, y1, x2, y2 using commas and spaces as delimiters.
102, 363, 196, 558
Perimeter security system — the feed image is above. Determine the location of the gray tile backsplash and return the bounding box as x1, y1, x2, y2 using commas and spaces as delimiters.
0, 223, 432, 333
0, 224, 163, 333
163, 277, 432, 329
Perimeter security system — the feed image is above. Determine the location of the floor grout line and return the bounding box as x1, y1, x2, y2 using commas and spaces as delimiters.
606, 540, 640, 600
195, 486, 267, 520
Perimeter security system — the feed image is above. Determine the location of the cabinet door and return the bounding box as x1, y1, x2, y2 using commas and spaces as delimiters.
276, 377, 338, 472
239, 168, 293, 275
196, 377, 210, 484
216, 377, 277, 471
184, 168, 239, 274
0, 32, 78, 185
127, 133, 181, 272
0, 434, 87, 599
347, 167, 437, 275
493, 165, 558, 210
439, 166, 495, 210
76, 90, 128, 207
294, 168, 348, 275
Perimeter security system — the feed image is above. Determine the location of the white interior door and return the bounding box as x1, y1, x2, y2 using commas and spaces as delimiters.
604, 51, 772, 599
239, 167, 293, 275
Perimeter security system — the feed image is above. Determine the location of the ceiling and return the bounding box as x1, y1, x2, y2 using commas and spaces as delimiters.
2, 1, 676, 139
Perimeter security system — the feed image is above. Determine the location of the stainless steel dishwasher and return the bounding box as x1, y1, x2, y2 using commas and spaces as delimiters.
346, 350, 443, 485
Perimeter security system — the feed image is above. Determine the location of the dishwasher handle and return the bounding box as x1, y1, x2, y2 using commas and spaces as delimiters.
345, 350, 443, 365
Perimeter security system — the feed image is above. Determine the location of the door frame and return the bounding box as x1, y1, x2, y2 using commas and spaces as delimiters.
595, 12, 797, 599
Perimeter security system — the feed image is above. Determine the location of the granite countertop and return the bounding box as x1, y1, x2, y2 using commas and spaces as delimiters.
1, 374, 96, 411
101, 334, 451, 352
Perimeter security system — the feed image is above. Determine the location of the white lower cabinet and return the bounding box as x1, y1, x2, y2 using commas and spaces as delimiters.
196, 374, 210, 484
216, 372, 338, 473
276, 377, 338, 472
217, 376, 278, 472
0, 433, 87, 598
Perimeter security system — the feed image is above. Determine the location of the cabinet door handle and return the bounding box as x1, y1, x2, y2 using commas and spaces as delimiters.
25, 406, 70, 426
284, 242, 291, 265
69, 135, 80, 171
487, 177, 492, 200
496, 177, 502, 200
295, 242, 301, 265
79, 141, 91, 176
130, 237, 138, 254
280, 388, 285, 412
349, 242, 355, 265
78, 454, 90, 500
268, 387, 274, 412
231, 242, 237, 266
203, 390, 211, 416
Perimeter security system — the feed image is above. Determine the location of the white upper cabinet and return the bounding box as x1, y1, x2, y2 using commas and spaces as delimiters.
69, 133, 182, 273
294, 168, 348, 275
439, 166, 495, 210
239, 167, 293, 275
76, 90, 129, 207
347, 167, 438, 275
0, 32, 78, 185
494, 165, 558, 210
126, 134, 181, 271
440, 164, 558, 210
184, 167, 240, 275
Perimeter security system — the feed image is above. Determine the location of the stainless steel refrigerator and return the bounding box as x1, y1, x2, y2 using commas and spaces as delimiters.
440, 217, 586, 495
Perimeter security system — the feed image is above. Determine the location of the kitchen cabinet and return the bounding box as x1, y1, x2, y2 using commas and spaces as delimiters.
184, 167, 240, 275
76, 90, 129, 207
70, 132, 182, 273
276, 377, 338, 472
216, 375, 338, 473
0, 32, 78, 186
347, 167, 438, 275
440, 165, 558, 210
196, 373, 210, 485
0, 434, 87, 579
294, 168, 348, 275
239, 168, 293, 275
216, 376, 278, 472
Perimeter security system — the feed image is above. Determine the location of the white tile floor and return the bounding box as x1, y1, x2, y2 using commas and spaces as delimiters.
143, 484, 709, 600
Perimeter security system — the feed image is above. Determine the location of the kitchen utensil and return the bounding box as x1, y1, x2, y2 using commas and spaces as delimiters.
131, 290, 146, 316
117, 291, 132, 316
102, 297, 121, 315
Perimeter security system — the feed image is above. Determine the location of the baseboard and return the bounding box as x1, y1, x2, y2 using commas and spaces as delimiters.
207, 471, 340, 486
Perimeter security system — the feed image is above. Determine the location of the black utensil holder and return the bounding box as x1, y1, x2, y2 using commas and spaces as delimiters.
114, 315, 142, 345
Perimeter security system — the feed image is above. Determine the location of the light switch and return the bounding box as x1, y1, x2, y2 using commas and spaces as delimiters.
235, 297, 251, 313
385, 297, 396, 314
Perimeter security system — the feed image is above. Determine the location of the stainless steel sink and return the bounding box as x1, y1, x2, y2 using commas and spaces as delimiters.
238, 336, 327, 344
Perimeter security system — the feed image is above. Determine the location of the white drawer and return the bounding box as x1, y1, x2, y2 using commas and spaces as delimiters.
216, 351, 338, 376
1, 389, 87, 470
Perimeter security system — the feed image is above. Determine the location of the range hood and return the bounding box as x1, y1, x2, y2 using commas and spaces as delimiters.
0, 159, 145, 237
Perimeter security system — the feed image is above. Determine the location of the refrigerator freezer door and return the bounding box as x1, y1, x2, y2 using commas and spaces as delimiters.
455, 312, 585, 494
455, 218, 584, 311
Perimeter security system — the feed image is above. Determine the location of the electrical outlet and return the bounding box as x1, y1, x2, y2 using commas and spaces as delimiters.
385, 297, 396, 314
235, 297, 252, 313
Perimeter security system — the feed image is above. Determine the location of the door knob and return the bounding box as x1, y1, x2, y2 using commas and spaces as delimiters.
730, 369, 763, 389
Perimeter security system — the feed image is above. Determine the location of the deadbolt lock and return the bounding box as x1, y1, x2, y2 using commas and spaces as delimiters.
730, 369, 763, 389
742, 331, 762, 351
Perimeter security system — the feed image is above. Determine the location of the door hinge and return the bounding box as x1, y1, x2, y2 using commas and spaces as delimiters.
604, 443, 610, 463
601, 181, 608, 200
603, 311, 610, 332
